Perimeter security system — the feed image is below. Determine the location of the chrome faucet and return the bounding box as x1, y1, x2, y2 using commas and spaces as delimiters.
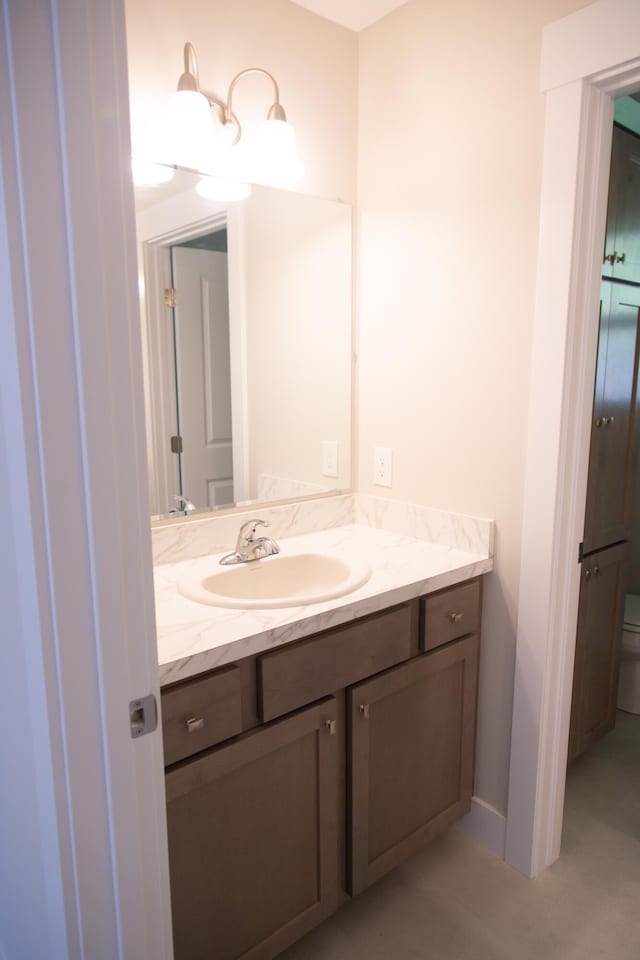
219, 519, 280, 565
170, 495, 196, 515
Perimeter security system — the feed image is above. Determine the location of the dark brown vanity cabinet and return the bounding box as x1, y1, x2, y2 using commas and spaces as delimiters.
162, 579, 482, 960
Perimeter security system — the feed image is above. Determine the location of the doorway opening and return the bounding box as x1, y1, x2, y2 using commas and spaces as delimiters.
562, 99, 640, 871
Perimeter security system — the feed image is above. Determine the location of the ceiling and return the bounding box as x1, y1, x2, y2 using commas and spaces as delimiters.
290, 0, 411, 32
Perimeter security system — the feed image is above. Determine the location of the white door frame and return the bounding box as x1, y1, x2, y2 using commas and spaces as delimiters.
0, 0, 172, 955
506, 0, 640, 878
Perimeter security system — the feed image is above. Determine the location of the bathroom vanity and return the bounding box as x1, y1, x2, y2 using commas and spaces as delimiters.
154, 497, 492, 960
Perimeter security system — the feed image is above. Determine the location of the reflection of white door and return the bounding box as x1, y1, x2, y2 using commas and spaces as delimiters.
172, 246, 234, 508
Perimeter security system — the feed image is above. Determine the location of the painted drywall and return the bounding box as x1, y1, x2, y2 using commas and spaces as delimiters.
125, 0, 358, 203
356, 0, 594, 818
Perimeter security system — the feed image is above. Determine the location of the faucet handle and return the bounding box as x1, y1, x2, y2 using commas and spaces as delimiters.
237, 518, 269, 542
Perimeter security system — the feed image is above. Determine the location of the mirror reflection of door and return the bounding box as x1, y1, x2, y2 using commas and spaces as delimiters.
171, 229, 234, 509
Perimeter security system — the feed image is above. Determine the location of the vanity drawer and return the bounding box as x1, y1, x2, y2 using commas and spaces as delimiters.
421, 579, 481, 652
161, 664, 243, 766
257, 602, 416, 722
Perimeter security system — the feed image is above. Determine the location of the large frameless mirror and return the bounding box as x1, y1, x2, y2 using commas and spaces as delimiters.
134, 168, 352, 520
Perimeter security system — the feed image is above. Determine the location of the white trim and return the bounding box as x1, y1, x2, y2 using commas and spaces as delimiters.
227, 205, 250, 502
0, 0, 172, 953
508, 0, 640, 878
456, 798, 506, 861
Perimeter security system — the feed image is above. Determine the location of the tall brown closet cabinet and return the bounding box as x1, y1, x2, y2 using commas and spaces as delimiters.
568, 124, 640, 763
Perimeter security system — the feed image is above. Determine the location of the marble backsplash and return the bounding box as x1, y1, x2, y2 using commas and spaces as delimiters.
151, 493, 494, 567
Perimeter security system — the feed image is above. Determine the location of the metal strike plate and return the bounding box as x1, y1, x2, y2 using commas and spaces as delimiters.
129, 694, 158, 739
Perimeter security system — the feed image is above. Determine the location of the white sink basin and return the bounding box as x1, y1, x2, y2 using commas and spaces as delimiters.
178, 551, 371, 609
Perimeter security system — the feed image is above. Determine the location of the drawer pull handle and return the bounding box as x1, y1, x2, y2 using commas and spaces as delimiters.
359, 704, 370, 720
449, 612, 464, 624
325, 719, 337, 736
186, 716, 205, 734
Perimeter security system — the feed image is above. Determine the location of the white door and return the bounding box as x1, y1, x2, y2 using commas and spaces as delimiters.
172, 246, 234, 508
1, 0, 173, 956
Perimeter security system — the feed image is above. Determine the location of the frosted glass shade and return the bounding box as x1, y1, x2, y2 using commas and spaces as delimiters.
167, 90, 215, 169
195, 176, 251, 202
131, 159, 175, 186
252, 119, 304, 181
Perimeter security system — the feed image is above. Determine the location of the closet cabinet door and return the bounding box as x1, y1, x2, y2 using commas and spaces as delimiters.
348, 635, 479, 897
166, 698, 340, 960
603, 125, 640, 284
568, 542, 627, 764
583, 282, 640, 553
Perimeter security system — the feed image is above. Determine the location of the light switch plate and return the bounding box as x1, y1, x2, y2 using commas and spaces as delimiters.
322, 440, 338, 477
373, 446, 393, 487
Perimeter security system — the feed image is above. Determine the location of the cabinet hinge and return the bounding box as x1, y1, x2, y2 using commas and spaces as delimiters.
170, 434, 183, 454
129, 694, 158, 739
164, 287, 177, 308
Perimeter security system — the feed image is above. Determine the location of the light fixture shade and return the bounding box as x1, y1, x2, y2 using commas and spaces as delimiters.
131, 158, 175, 186
252, 119, 304, 181
195, 176, 252, 202
167, 89, 215, 169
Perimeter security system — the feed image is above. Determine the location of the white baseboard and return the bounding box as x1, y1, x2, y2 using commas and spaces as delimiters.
455, 796, 506, 860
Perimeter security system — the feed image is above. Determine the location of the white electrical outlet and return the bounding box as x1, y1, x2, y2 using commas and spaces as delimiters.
322, 440, 338, 478
373, 446, 393, 487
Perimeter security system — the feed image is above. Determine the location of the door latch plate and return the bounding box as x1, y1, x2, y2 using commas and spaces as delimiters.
129, 694, 158, 739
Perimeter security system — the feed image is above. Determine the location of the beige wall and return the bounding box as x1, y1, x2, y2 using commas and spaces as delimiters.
357, 0, 593, 815
126, 0, 601, 824
125, 0, 358, 202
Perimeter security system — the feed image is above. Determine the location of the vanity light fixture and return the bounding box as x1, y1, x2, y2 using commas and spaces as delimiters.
169, 42, 304, 184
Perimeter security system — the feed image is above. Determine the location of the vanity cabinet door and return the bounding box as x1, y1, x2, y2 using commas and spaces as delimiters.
165, 698, 340, 960
348, 635, 479, 896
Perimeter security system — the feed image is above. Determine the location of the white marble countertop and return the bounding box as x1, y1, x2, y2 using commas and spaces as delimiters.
155, 522, 493, 686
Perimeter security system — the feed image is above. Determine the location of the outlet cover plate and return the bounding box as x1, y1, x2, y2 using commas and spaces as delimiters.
373, 446, 393, 487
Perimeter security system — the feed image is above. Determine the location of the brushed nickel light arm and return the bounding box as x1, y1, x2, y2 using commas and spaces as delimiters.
224, 67, 287, 145
175, 42, 226, 115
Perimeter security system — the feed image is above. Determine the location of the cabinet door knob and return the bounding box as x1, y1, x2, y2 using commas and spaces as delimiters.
593, 565, 600, 576
324, 719, 336, 736
449, 612, 463, 623
585, 568, 591, 580
359, 703, 370, 719
186, 716, 205, 733
595, 417, 603, 428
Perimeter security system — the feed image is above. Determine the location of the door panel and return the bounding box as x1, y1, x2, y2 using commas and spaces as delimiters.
172, 245, 234, 508
348, 635, 479, 896
583, 281, 640, 552
602, 125, 640, 283
166, 698, 339, 960
569, 543, 627, 763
